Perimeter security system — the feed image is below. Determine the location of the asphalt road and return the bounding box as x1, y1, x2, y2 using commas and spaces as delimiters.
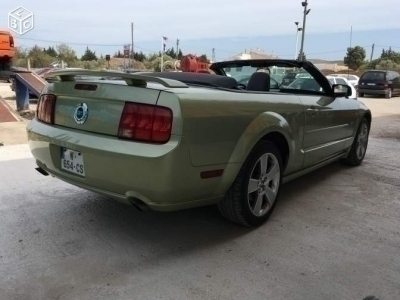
0, 97, 399, 300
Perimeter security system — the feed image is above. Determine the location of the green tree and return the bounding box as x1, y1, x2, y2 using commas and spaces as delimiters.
198, 54, 210, 63
81, 46, 98, 61
14, 46, 28, 60
375, 59, 400, 70
56, 43, 78, 65
144, 54, 174, 71
165, 47, 176, 59
27, 45, 54, 68
114, 50, 123, 58
344, 46, 366, 70
133, 51, 146, 62
380, 47, 400, 64
177, 49, 183, 60
44, 46, 58, 57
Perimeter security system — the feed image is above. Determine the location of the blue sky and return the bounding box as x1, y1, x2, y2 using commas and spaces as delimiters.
1, 0, 399, 61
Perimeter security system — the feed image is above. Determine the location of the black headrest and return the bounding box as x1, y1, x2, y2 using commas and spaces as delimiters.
247, 72, 270, 92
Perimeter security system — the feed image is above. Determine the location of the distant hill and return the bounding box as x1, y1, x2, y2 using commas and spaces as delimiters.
308, 59, 344, 64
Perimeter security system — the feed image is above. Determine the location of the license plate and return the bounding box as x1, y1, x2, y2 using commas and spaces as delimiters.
367, 83, 376, 86
60, 148, 85, 177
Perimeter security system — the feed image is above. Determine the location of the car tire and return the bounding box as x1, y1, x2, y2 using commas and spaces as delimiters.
358, 92, 364, 97
218, 141, 283, 227
342, 117, 370, 166
385, 88, 392, 99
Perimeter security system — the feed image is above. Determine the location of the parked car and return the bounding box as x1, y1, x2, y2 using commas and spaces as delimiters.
328, 73, 359, 87
27, 59, 371, 227
326, 76, 357, 99
281, 71, 312, 86
358, 70, 400, 98
49, 61, 68, 68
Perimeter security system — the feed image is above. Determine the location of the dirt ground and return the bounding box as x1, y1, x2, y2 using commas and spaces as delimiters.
360, 96, 400, 140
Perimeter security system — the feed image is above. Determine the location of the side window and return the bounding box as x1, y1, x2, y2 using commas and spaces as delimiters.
280, 68, 324, 94
284, 77, 323, 93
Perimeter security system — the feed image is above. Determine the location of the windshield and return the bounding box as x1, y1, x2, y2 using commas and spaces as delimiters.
221, 64, 320, 91
361, 72, 386, 81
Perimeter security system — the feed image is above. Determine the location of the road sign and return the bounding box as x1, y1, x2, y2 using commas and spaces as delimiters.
123, 44, 130, 57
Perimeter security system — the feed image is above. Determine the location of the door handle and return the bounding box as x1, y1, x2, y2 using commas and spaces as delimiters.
307, 106, 317, 117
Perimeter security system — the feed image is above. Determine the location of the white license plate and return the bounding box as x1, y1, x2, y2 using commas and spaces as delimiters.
367, 83, 376, 86
60, 148, 85, 177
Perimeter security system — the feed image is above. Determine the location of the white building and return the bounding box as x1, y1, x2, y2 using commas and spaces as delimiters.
227, 48, 278, 61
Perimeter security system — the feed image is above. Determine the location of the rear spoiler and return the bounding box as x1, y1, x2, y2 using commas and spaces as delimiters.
44, 69, 188, 88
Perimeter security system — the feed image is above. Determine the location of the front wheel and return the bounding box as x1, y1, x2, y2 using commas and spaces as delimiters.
218, 141, 283, 227
342, 117, 370, 166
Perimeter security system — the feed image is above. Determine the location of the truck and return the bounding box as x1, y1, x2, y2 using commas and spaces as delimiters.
0, 30, 15, 81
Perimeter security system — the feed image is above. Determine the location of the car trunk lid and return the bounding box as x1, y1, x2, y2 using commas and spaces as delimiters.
42, 70, 187, 137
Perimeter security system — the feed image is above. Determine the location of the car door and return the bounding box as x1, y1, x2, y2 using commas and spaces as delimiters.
291, 78, 352, 168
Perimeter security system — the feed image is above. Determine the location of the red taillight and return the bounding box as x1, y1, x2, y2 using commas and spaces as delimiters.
118, 102, 173, 144
37, 94, 56, 124
9, 36, 14, 48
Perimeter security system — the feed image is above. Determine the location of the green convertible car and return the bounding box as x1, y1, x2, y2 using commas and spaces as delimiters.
27, 59, 371, 227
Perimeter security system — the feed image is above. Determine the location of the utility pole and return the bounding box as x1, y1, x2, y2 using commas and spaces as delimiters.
347, 26, 353, 78
131, 22, 134, 67
370, 43, 375, 62
212, 48, 216, 63
294, 21, 302, 59
298, 0, 311, 61
176, 39, 180, 58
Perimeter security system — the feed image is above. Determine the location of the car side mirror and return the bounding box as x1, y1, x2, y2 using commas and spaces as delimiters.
333, 84, 351, 97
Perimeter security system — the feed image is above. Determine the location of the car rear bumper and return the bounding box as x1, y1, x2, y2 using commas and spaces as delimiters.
358, 88, 388, 95
26, 118, 227, 211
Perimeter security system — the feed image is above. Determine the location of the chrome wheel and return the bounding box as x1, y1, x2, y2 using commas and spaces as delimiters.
356, 122, 368, 160
247, 153, 280, 217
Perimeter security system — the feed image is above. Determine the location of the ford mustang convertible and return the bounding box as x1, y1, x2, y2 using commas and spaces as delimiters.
27, 59, 371, 227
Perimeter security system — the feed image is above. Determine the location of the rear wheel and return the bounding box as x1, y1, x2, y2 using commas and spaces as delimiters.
342, 118, 370, 166
218, 141, 283, 227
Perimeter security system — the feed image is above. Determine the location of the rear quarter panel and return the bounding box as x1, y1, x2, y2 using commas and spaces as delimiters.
177, 89, 305, 175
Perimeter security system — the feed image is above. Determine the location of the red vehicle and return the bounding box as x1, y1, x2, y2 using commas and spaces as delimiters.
180, 54, 211, 73
0, 30, 15, 81
0, 30, 14, 67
